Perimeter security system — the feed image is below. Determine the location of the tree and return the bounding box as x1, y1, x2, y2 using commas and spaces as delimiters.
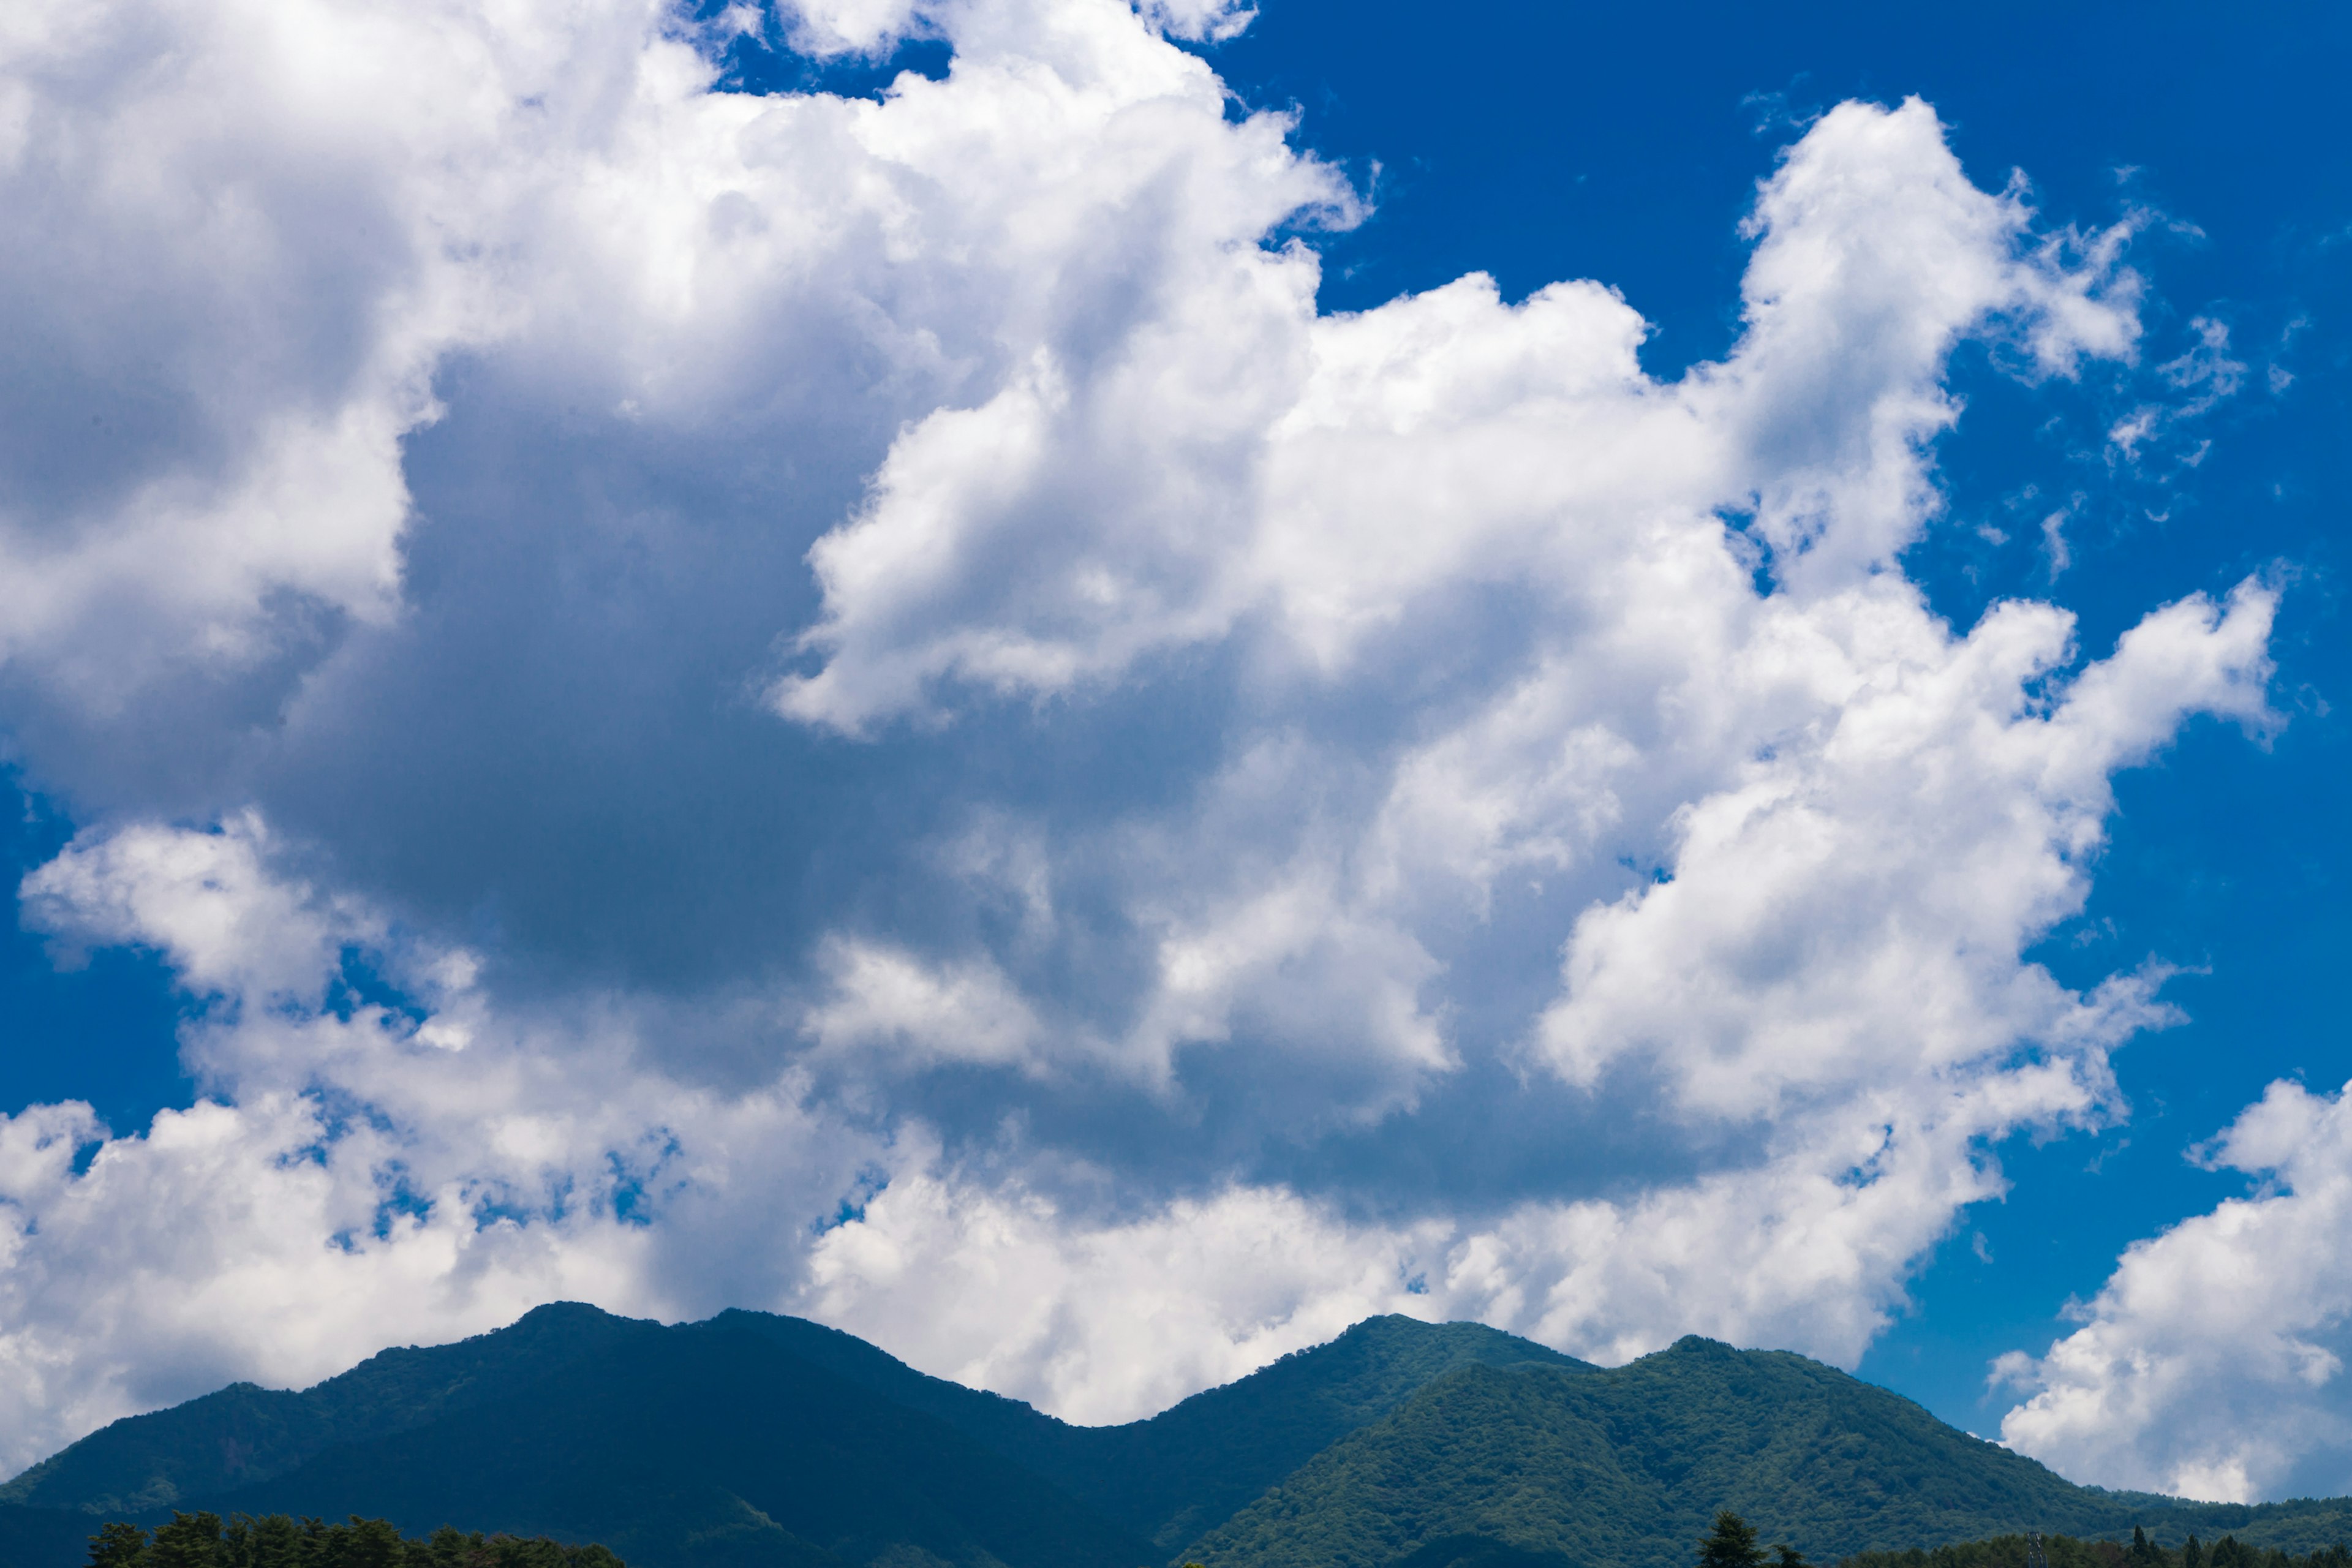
88, 1521, 149, 1568
339, 1514, 408, 1568
244, 1513, 304, 1568
81, 1512, 624, 1568
148, 1512, 225, 1568
1774, 1547, 1809, 1568
1700, 1512, 1767, 1568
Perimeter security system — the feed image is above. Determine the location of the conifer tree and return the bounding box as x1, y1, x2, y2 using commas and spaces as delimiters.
146, 1512, 224, 1568
80, 1512, 626, 1568
1700, 1512, 1766, 1568
86, 1521, 148, 1568
246, 1512, 304, 1568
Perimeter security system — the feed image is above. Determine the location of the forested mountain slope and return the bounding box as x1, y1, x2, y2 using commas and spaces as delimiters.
1182, 1337, 2352, 1568
205, 1322, 1145, 1568
9, 1310, 2352, 1568
0, 1300, 662, 1516
1, 1303, 1581, 1559
710, 1307, 1588, 1548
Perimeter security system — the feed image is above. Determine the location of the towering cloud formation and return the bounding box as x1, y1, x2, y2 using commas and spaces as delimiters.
0, 0, 2295, 1490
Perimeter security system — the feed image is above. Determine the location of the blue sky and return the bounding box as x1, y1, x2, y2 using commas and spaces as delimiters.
1182, 0, 2352, 1438
0, 0, 2345, 1502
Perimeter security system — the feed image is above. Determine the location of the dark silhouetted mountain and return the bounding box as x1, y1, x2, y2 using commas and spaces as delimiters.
10, 1310, 2352, 1568
1, 1302, 1583, 1561
711, 1309, 1591, 1549
0, 1305, 1574, 1567
206, 1321, 1146, 1568
0, 1300, 660, 1516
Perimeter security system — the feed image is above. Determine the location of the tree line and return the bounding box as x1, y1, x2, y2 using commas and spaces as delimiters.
1704, 1511, 2352, 1568
1833, 1527, 2352, 1568
84, 1511, 625, 1568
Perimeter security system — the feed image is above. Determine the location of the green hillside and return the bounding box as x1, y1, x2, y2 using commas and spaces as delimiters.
1057, 1314, 1593, 1550
204, 1321, 1145, 1568
707, 1308, 1586, 1548
0, 1301, 662, 1516
1, 1303, 1580, 1560
12, 1310, 2352, 1568
1180, 1337, 2352, 1568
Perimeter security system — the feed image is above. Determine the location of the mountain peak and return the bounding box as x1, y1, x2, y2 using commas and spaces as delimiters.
1660, 1333, 1741, 1356
9, 1306, 2346, 1568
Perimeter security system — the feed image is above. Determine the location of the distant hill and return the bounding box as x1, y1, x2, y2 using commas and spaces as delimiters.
7, 1308, 2352, 1568
0, 1299, 660, 1517
206, 1321, 1145, 1568
710, 1306, 1588, 1550
1183, 1336, 2352, 1568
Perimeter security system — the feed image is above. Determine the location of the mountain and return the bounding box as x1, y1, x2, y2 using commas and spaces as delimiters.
709, 1306, 1589, 1550
0, 1299, 662, 1517
1184, 1336, 2352, 1568
1060, 1313, 1589, 1551
205, 1321, 1147, 1568
10, 1308, 2352, 1568
0, 1304, 1571, 1567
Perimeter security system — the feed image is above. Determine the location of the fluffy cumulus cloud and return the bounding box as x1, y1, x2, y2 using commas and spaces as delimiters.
1996, 1082, 2352, 1504
0, 0, 2293, 1483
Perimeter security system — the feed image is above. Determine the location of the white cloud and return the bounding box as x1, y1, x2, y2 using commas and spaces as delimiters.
807, 936, 1053, 1073
2, 819, 892, 1473
0, 0, 2290, 1487
0, 0, 536, 703
805, 1167, 1435, 1425
1534, 581, 2273, 1122
780, 98, 2141, 731
2105, 316, 2247, 475
23, 813, 368, 1005
0, 1093, 643, 1476
1999, 1079, 2352, 1503
803, 1073, 2064, 1420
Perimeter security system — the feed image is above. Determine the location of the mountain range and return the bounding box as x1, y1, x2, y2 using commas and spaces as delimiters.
4, 1306, 2349, 1568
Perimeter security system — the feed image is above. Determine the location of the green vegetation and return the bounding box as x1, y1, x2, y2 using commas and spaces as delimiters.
2, 1305, 662, 1519
198, 1324, 1152, 1568
0, 1306, 1586, 1568
1179, 1340, 2352, 1568
79, 1510, 620, 1567
12, 1309, 2352, 1568
1700, 1512, 1768, 1568
1183, 1340, 2103, 1568
1836, 1528, 2352, 1568
450, 1308, 1588, 1555
1039, 1314, 1592, 1551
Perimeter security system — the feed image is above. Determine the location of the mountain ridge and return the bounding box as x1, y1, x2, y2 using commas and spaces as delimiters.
0, 1299, 664, 1515
203, 1320, 1148, 1568
1184, 1336, 2352, 1568
1, 1303, 1591, 1553
8, 1310, 2352, 1568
